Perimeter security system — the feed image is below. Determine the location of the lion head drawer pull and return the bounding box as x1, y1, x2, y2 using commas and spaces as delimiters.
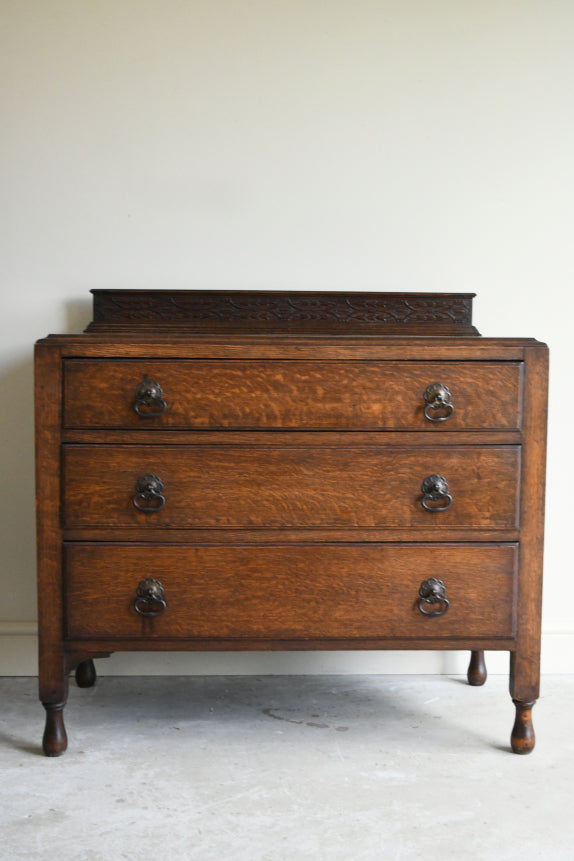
133, 474, 165, 513
134, 377, 167, 417
135, 578, 166, 617
421, 474, 453, 512
423, 382, 454, 422
418, 578, 450, 616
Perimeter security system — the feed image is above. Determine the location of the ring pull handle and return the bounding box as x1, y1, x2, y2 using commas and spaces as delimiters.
424, 383, 454, 422
134, 378, 167, 417
418, 578, 449, 617
135, 578, 166, 617
421, 474, 452, 512
132, 474, 165, 513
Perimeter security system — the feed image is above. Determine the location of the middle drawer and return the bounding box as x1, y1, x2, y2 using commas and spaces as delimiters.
63, 445, 520, 530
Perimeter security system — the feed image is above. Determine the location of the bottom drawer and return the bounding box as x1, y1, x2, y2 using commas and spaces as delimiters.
64, 543, 517, 640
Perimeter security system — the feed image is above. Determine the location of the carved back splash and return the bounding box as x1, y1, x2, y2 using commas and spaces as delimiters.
87, 290, 479, 336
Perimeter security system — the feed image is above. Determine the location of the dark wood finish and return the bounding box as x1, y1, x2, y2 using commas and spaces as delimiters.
41, 334, 539, 360
467, 650, 487, 686
42, 703, 67, 756
64, 543, 517, 640
63, 445, 520, 530
62, 526, 521, 544
87, 290, 479, 335
74, 658, 97, 688
65, 635, 517, 652
509, 345, 548, 717
61, 428, 523, 447
511, 700, 536, 754
34, 290, 548, 754
63, 359, 521, 430
35, 343, 69, 756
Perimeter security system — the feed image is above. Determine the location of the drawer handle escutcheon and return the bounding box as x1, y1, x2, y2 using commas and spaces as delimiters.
418, 578, 449, 617
135, 578, 166, 617
133, 474, 166, 513
134, 378, 167, 417
421, 474, 452, 512
423, 383, 454, 422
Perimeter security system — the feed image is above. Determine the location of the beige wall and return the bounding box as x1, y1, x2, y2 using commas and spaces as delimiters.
1, 0, 572, 674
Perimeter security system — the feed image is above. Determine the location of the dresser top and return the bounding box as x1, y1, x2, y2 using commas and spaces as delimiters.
86, 290, 479, 336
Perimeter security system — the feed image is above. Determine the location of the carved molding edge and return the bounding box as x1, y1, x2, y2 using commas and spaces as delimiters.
87, 291, 479, 335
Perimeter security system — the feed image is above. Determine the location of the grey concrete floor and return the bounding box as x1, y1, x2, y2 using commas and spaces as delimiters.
1, 674, 572, 861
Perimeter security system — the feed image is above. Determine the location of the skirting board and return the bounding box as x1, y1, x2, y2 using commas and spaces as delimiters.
0, 625, 572, 676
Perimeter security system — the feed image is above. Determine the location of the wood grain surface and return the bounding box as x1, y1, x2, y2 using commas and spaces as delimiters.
63, 444, 520, 530
64, 542, 517, 640
63, 359, 522, 430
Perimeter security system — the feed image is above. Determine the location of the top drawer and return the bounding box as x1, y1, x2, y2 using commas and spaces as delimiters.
63, 360, 522, 431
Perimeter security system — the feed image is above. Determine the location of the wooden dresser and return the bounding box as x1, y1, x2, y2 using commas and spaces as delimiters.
35, 290, 548, 755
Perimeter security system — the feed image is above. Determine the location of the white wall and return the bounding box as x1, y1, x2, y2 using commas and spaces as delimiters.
1, 0, 573, 675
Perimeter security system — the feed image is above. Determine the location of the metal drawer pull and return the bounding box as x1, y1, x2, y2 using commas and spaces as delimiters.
135, 578, 166, 617
423, 382, 454, 422
418, 578, 449, 617
134, 377, 167, 417
421, 474, 452, 512
133, 474, 165, 513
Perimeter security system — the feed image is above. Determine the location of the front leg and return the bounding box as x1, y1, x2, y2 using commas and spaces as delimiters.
510, 650, 539, 755
42, 702, 68, 756
511, 700, 536, 754
39, 647, 69, 756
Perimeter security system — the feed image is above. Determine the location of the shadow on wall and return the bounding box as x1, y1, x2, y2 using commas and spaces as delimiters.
0, 298, 92, 622
65, 299, 92, 334
0, 357, 38, 620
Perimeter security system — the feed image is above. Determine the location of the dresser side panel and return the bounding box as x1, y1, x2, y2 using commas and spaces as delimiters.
510, 344, 549, 702
35, 342, 67, 703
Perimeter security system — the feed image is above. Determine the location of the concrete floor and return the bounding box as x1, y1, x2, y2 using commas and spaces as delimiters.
1, 675, 572, 861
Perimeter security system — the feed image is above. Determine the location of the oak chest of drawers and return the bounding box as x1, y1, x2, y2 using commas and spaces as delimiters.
35, 290, 548, 755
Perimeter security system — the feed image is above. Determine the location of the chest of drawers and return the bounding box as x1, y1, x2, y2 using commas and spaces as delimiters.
35, 290, 548, 755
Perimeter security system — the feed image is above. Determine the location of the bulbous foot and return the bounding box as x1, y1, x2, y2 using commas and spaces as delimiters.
467, 650, 487, 686
511, 700, 536, 754
75, 659, 97, 688
42, 703, 68, 756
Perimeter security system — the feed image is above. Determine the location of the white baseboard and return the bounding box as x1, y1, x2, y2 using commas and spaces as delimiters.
1, 623, 572, 676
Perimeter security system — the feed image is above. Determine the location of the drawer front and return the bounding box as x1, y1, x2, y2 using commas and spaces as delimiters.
63, 445, 520, 530
63, 360, 522, 430
64, 543, 517, 640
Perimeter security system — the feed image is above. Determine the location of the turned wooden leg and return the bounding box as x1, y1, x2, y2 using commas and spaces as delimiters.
42, 703, 68, 757
467, 650, 487, 686
511, 700, 536, 754
75, 658, 97, 688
